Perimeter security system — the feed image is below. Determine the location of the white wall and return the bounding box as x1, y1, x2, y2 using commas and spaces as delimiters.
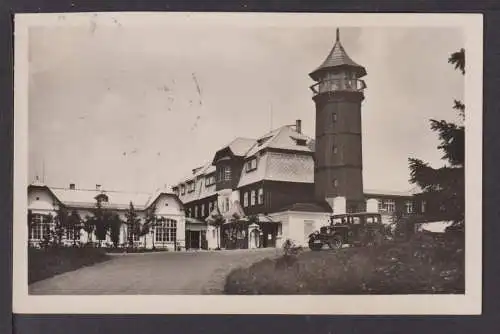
270, 211, 330, 247
27, 189, 186, 250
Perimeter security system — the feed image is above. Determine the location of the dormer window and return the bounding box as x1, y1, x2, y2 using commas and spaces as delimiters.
257, 136, 272, 147
296, 139, 307, 146
245, 158, 258, 172
187, 181, 195, 193
95, 193, 109, 203
180, 185, 186, 195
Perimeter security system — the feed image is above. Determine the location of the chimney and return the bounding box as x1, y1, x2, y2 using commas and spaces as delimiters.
69, 183, 76, 190
96, 184, 102, 191
295, 119, 302, 134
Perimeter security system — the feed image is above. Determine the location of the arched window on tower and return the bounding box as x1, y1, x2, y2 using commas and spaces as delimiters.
332, 112, 337, 123
332, 179, 338, 188
332, 145, 338, 154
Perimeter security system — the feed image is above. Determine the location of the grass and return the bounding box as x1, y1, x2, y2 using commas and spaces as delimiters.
28, 247, 111, 284
224, 233, 464, 294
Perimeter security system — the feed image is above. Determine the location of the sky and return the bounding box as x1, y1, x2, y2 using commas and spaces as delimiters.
28, 22, 464, 194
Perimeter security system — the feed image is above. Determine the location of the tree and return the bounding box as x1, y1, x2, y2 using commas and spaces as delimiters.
67, 210, 83, 247
54, 205, 70, 246
408, 48, 465, 226
142, 202, 158, 249
92, 196, 111, 247
83, 215, 96, 245
125, 201, 141, 248
108, 214, 123, 248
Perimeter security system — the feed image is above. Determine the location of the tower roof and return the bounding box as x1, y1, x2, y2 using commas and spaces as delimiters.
309, 28, 366, 81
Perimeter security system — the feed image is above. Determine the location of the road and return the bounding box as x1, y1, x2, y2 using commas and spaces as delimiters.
28, 248, 281, 295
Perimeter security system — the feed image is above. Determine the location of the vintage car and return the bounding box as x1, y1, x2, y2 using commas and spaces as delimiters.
308, 212, 385, 250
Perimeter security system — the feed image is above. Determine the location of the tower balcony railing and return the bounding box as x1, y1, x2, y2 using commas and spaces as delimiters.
310, 78, 366, 96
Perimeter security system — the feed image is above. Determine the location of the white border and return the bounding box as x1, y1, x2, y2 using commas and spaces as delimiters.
13, 12, 483, 315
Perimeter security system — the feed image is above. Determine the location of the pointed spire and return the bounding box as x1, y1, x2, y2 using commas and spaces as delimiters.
309, 28, 366, 81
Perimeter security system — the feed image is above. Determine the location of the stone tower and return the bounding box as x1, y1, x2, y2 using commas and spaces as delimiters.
310, 28, 367, 213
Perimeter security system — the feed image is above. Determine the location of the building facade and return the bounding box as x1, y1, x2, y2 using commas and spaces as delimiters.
171, 28, 427, 249
27, 179, 186, 250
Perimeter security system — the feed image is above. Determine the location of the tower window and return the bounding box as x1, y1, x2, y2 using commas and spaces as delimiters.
332, 113, 337, 122
333, 179, 338, 188
332, 145, 338, 154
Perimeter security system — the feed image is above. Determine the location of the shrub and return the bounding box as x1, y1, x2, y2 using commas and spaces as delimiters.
28, 247, 110, 284
224, 234, 464, 295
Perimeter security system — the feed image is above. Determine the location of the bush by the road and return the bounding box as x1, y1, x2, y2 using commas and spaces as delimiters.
224, 233, 464, 294
28, 247, 110, 284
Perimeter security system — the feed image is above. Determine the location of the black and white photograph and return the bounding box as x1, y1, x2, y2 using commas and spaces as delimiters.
13, 12, 482, 314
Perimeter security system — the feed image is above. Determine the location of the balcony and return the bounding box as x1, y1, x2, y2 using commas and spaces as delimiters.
310, 78, 366, 96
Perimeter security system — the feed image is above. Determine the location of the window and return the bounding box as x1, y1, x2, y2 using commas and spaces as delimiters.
224, 166, 231, 181
251, 190, 256, 206
209, 201, 213, 213
130, 231, 140, 242
187, 181, 195, 193
377, 200, 384, 212
186, 208, 191, 217
155, 219, 177, 242
172, 187, 179, 196
243, 192, 249, 207
332, 113, 337, 122
245, 158, 258, 172
380, 199, 396, 213
296, 139, 307, 146
29, 214, 51, 240
201, 204, 205, 217
333, 179, 339, 188
405, 200, 414, 214
421, 200, 427, 213
332, 145, 338, 154
205, 174, 216, 186
35, 197, 40, 201
194, 205, 198, 218
66, 227, 81, 241
351, 217, 361, 224
225, 198, 230, 212
180, 185, 186, 195
258, 188, 264, 205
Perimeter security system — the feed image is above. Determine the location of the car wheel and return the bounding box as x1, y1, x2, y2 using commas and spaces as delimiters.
329, 235, 343, 249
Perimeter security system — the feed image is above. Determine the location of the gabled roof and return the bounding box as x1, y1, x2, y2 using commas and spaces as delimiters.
228, 137, 256, 156
245, 125, 313, 158
309, 28, 366, 81
212, 137, 256, 164
29, 183, 182, 211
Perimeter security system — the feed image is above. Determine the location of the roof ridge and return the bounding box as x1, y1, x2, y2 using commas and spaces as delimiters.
50, 186, 151, 195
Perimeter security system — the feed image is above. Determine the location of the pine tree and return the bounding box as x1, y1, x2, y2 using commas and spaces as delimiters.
125, 201, 141, 248
408, 48, 465, 227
